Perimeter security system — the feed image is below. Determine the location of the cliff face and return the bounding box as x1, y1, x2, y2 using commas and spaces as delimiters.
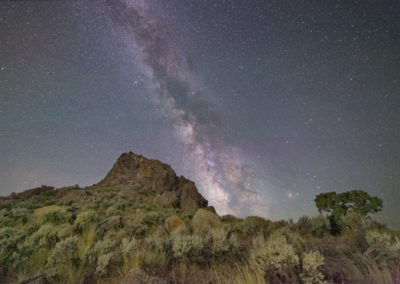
98, 151, 208, 212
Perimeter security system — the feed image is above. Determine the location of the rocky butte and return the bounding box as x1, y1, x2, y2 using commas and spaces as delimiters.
97, 151, 210, 213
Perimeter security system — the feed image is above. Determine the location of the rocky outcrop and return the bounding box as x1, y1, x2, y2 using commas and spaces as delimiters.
98, 152, 178, 192
98, 152, 208, 212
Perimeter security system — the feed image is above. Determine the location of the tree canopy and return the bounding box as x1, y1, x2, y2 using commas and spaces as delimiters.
314, 190, 383, 217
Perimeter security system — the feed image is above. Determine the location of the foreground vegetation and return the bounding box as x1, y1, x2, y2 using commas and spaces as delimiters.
0, 153, 399, 283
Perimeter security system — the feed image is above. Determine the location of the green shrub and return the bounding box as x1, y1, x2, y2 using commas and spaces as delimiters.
121, 237, 138, 256
365, 230, 400, 265
96, 252, 114, 277
173, 235, 204, 262
0, 212, 14, 227
273, 227, 305, 255
250, 233, 299, 282
237, 216, 273, 236
191, 209, 221, 235
73, 210, 99, 232
9, 207, 29, 223
124, 213, 150, 237
310, 215, 331, 238
341, 212, 371, 234
208, 227, 239, 257
0, 227, 27, 267
28, 223, 70, 249
295, 215, 330, 238
40, 206, 72, 224
92, 232, 122, 277
300, 250, 326, 284
46, 236, 79, 270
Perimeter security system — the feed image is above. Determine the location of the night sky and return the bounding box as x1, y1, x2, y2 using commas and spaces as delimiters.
1, 1, 399, 228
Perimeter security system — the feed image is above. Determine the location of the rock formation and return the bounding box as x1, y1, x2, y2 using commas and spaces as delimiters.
98, 152, 208, 213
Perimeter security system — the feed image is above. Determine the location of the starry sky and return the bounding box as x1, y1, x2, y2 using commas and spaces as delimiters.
1, 1, 399, 228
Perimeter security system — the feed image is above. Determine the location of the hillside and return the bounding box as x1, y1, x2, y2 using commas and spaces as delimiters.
1, 152, 399, 283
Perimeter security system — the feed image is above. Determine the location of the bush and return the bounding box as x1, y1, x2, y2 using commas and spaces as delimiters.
295, 215, 330, 238
237, 216, 273, 236
121, 237, 138, 256
28, 223, 70, 249
93, 232, 122, 277
273, 227, 305, 255
9, 207, 29, 223
191, 209, 221, 235
250, 233, 299, 282
208, 227, 239, 257
96, 252, 114, 277
46, 236, 79, 270
40, 206, 72, 224
73, 210, 99, 232
365, 230, 400, 265
0, 227, 26, 267
301, 250, 326, 284
341, 212, 371, 234
0, 212, 14, 227
173, 235, 203, 262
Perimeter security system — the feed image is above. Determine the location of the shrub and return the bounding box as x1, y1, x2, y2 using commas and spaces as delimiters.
237, 216, 273, 236
208, 227, 239, 257
341, 212, 371, 234
96, 252, 114, 277
46, 236, 79, 270
0, 227, 26, 267
33, 205, 59, 218
9, 207, 29, 223
301, 250, 326, 284
250, 233, 299, 282
73, 210, 99, 232
28, 223, 70, 249
0, 212, 14, 227
191, 209, 221, 235
273, 227, 305, 255
295, 215, 330, 238
40, 206, 72, 224
310, 215, 331, 237
210, 227, 229, 254
124, 211, 154, 237
365, 230, 400, 265
121, 237, 138, 256
92, 232, 122, 277
173, 235, 203, 262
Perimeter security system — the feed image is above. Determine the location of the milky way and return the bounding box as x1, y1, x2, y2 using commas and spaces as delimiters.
106, 0, 268, 216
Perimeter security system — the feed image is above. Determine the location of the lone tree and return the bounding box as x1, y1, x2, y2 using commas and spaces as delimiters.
314, 190, 383, 235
